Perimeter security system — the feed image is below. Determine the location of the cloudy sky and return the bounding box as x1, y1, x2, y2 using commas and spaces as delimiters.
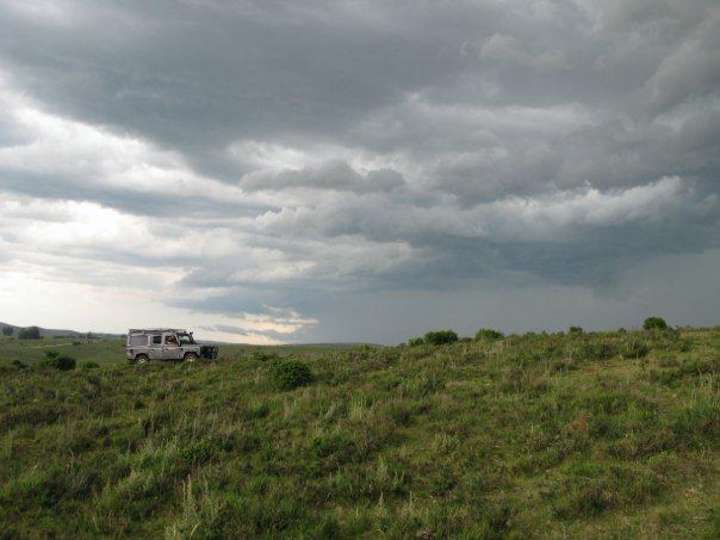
0, 0, 718, 344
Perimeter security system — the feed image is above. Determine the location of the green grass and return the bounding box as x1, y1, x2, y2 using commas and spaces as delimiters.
0, 337, 361, 367
2, 328, 720, 538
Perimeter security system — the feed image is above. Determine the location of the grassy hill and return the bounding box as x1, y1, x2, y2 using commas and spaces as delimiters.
2, 327, 720, 537
0, 321, 120, 339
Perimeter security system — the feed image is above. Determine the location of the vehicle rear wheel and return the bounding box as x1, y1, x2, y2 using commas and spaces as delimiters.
184, 352, 198, 363
135, 354, 149, 365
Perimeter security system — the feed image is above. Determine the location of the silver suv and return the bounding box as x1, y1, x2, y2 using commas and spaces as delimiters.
126, 329, 219, 364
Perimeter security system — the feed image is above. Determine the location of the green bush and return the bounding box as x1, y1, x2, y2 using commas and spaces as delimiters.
569, 326, 584, 335
1, 326, 13, 336
622, 340, 650, 359
576, 341, 617, 361
54, 356, 77, 371
644, 317, 668, 331
475, 328, 504, 341
39, 355, 77, 371
251, 351, 279, 362
407, 337, 425, 347
18, 326, 41, 340
423, 330, 458, 346
270, 359, 314, 390
81, 361, 100, 370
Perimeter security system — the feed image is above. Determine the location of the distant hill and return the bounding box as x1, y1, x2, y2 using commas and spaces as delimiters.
0, 322, 120, 339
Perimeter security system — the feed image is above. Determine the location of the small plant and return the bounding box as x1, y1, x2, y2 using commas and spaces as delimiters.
81, 361, 100, 369
270, 359, 314, 390
423, 330, 458, 346
45, 351, 60, 360
407, 337, 425, 347
569, 326, 584, 335
475, 328, 504, 341
643, 317, 668, 331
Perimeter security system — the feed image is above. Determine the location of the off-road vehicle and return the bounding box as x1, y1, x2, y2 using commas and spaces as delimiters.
126, 329, 218, 364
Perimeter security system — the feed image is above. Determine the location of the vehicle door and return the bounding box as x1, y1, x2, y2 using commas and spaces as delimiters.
148, 334, 163, 360
162, 333, 183, 360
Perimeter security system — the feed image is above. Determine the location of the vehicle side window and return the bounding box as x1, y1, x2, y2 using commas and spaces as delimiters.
152, 335, 162, 345
129, 335, 147, 346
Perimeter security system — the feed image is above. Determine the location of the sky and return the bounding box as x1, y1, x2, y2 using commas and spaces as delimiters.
0, 0, 718, 344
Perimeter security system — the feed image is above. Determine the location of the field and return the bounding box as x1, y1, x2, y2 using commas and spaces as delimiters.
2, 328, 720, 538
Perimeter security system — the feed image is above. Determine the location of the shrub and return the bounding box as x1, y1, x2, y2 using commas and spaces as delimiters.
475, 328, 504, 341
576, 341, 617, 361
569, 326, 584, 335
644, 317, 668, 331
407, 337, 425, 347
622, 340, 650, 359
45, 351, 60, 360
54, 356, 77, 371
39, 355, 77, 371
270, 359, 314, 390
81, 361, 100, 370
1, 326, 13, 336
251, 351, 279, 362
423, 330, 458, 346
18, 326, 41, 340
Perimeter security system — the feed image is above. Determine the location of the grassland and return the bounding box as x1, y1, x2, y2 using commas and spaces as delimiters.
2, 327, 720, 538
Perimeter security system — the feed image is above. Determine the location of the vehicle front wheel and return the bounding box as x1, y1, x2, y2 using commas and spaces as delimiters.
183, 352, 198, 363
135, 354, 149, 365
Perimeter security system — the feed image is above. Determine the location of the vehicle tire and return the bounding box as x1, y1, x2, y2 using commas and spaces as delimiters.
135, 354, 149, 365
183, 352, 198, 363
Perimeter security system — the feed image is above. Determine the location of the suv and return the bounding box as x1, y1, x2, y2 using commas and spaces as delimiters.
126, 329, 219, 364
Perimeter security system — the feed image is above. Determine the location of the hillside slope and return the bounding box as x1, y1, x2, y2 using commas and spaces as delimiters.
0, 322, 120, 339
2, 328, 720, 538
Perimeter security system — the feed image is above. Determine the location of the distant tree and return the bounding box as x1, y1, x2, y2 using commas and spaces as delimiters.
18, 326, 41, 340
408, 337, 425, 347
424, 330, 458, 346
643, 317, 668, 331
569, 326, 584, 335
475, 328, 504, 341
1, 326, 13, 337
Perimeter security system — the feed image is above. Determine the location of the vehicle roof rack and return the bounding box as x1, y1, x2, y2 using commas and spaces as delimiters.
128, 329, 188, 334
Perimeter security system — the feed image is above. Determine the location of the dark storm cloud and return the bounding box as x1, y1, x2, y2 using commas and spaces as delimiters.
239, 161, 405, 193
1, 0, 719, 342
0, 169, 272, 219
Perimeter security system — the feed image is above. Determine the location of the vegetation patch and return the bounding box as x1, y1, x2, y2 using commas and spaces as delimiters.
475, 328, 504, 341
1, 325, 720, 537
423, 330, 459, 345
644, 316, 669, 331
269, 359, 314, 390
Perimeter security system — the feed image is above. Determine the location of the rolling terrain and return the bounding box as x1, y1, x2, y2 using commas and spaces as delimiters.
2, 327, 720, 538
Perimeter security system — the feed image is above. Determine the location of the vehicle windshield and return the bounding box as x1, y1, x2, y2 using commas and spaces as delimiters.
178, 333, 195, 345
